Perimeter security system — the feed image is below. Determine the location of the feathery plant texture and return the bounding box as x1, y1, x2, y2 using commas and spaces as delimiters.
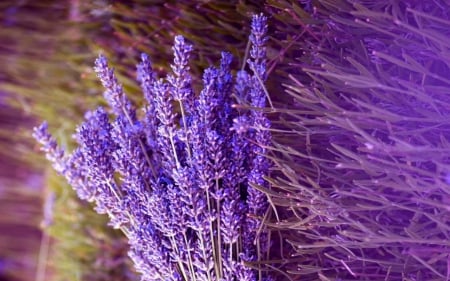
35, 14, 274, 281
266, 1, 450, 280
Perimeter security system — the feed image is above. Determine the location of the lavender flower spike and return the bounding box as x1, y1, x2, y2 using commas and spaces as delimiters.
167, 35, 195, 158
249, 13, 272, 109
169, 35, 194, 102
138, 53, 159, 152
249, 13, 268, 80
243, 13, 272, 268
94, 54, 135, 120
33, 122, 95, 202
33, 122, 65, 174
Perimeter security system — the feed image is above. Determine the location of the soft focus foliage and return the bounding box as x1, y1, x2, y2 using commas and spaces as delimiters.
268, 1, 450, 280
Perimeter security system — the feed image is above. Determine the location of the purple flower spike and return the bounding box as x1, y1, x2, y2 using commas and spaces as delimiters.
249, 13, 268, 80
94, 54, 135, 120
33, 122, 65, 173
168, 35, 194, 105
137, 53, 156, 102
33, 122, 94, 202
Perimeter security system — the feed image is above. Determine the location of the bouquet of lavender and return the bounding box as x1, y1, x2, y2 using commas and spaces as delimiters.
34, 14, 272, 281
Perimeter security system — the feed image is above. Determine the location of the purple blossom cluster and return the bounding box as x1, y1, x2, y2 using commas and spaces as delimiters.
33, 14, 273, 281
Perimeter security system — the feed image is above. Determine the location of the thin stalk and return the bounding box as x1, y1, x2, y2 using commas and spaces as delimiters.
178, 100, 192, 159
121, 106, 157, 185
169, 237, 189, 281
251, 64, 274, 109
194, 216, 213, 281
105, 179, 138, 227
205, 185, 220, 279
183, 232, 197, 281
169, 133, 181, 169
241, 40, 251, 71
215, 178, 223, 279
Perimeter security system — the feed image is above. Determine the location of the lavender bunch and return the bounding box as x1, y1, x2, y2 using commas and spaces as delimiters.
34, 14, 272, 281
